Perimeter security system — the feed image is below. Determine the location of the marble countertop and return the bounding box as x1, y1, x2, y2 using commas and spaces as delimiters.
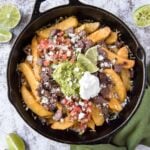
0, 0, 150, 150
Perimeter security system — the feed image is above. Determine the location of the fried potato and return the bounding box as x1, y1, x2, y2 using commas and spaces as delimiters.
117, 46, 129, 59
51, 117, 74, 130
102, 47, 135, 69
37, 16, 78, 38
104, 69, 126, 101
87, 119, 95, 130
75, 22, 100, 33
108, 99, 122, 112
91, 104, 104, 126
87, 27, 111, 43
21, 85, 52, 117
120, 69, 132, 91
31, 36, 41, 81
105, 32, 118, 44
19, 62, 40, 101
57, 102, 63, 110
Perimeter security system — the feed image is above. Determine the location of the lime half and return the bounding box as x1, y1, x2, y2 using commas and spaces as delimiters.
85, 46, 98, 65
0, 28, 12, 43
133, 4, 150, 27
0, 4, 21, 29
77, 53, 99, 73
6, 133, 25, 150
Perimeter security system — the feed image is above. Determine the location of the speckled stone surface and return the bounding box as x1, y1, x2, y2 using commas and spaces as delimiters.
0, 0, 150, 150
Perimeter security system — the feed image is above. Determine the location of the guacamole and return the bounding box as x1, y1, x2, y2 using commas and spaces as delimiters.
52, 61, 85, 96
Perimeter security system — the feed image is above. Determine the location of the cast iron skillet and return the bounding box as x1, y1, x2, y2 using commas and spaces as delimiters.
7, 0, 146, 144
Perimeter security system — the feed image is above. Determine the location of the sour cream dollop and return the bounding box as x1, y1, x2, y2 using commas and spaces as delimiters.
79, 72, 101, 100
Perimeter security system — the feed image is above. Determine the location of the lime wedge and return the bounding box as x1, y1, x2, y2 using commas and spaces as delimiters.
133, 4, 150, 27
0, 28, 12, 43
6, 133, 25, 150
0, 4, 21, 29
77, 53, 99, 73
85, 46, 98, 65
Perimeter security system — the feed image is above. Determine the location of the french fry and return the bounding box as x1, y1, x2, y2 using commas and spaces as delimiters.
91, 104, 104, 126
117, 46, 129, 59
37, 16, 78, 38
21, 85, 52, 117
87, 27, 111, 43
75, 22, 100, 33
19, 62, 40, 101
108, 99, 122, 112
51, 117, 74, 130
57, 102, 63, 110
102, 47, 135, 69
120, 69, 132, 91
87, 119, 95, 130
31, 36, 41, 81
105, 32, 118, 44
104, 69, 126, 101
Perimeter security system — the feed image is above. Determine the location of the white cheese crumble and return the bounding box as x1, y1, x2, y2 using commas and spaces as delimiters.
79, 72, 101, 100
26, 55, 33, 62
79, 101, 84, 107
98, 55, 104, 61
41, 96, 49, 104
75, 48, 82, 52
78, 112, 85, 120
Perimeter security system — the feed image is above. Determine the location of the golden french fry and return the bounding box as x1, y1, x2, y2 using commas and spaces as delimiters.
105, 32, 118, 44
21, 85, 52, 117
91, 104, 104, 126
51, 117, 74, 130
19, 62, 40, 101
117, 46, 129, 59
108, 99, 122, 112
104, 69, 126, 101
87, 27, 111, 43
102, 47, 135, 69
120, 69, 132, 91
56, 102, 63, 110
31, 36, 41, 81
37, 16, 78, 38
87, 119, 95, 130
75, 22, 100, 33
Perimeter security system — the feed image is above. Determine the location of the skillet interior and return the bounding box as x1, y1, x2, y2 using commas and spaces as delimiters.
7, 4, 146, 144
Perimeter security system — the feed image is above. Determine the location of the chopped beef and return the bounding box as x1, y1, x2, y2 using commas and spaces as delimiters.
99, 72, 112, 85
50, 29, 61, 37
113, 64, 123, 73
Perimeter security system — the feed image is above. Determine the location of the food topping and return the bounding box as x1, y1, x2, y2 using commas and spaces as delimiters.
79, 72, 101, 100
19, 16, 135, 134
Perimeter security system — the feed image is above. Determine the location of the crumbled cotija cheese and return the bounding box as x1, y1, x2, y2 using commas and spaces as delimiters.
26, 55, 33, 62
78, 112, 85, 120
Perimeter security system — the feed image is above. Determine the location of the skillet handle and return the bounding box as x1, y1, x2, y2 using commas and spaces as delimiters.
31, 0, 85, 21
31, 0, 46, 21
69, 0, 83, 5
136, 45, 149, 87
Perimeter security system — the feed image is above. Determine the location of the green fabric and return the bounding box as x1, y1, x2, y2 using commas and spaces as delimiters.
71, 87, 150, 150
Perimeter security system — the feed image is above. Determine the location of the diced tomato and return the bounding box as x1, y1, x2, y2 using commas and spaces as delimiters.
57, 31, 64, 36
39, 39, 49, 49
43, 60, 50, 66
74, 106, 81, 113
62, 54, 67, 60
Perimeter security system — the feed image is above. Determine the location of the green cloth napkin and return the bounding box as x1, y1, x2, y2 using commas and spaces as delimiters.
71, 87, 150, 150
